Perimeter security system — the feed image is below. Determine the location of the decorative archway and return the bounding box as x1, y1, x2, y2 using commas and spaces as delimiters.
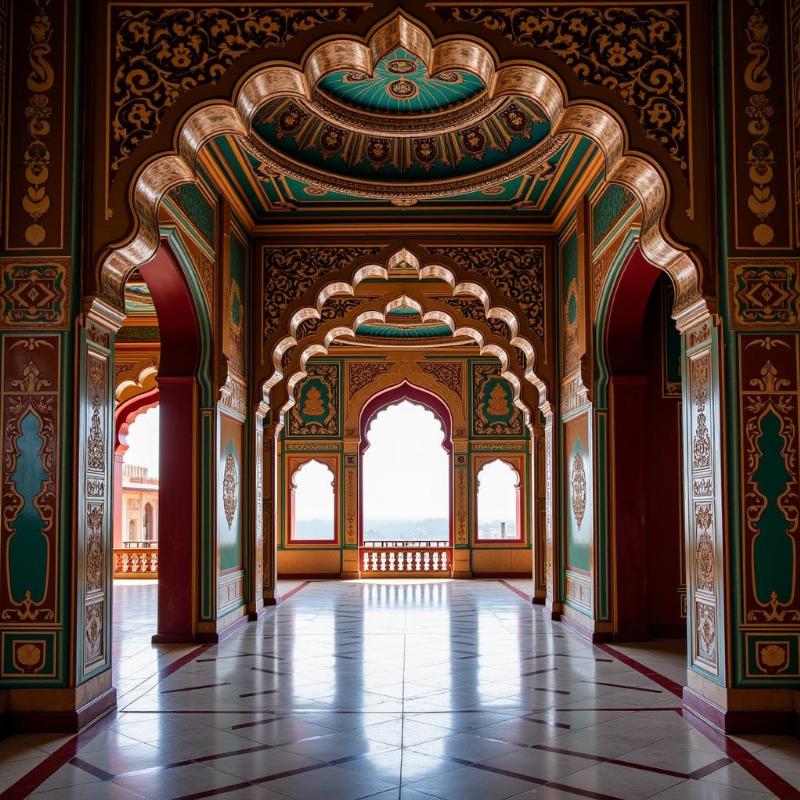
73, 6, 728, 727
359, 382, 455, 546
91, 12, 707, 334
134, 242, 206, 642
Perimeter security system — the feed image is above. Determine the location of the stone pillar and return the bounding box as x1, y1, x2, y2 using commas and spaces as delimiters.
341, 444, 360, 578
263, 423, 278, 604
680, 316, 733, 725
452, 447, 471, 578
532, 425, 547, 603
248, 405, 266, 618
70, 306, 121, 728
542, 408, 560, 618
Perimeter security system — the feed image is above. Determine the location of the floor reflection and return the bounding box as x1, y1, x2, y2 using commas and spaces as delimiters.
4, 579, 794, 799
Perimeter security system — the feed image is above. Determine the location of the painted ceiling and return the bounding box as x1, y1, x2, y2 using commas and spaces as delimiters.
317, 48, 485, 114
204, 133, 597, 220
124, 273, 155, 316
198, 47, 602, 222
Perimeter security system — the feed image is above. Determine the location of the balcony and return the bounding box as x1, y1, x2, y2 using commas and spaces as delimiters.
113, 546, 159, 578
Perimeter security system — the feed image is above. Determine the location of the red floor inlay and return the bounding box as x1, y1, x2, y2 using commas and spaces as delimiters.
0, 644, 209, 800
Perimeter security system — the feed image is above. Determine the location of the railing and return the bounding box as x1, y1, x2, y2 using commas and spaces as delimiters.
360, 542, 452, 577
113, 547, 158, 578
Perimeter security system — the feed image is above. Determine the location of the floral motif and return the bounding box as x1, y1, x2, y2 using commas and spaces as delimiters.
263, 246, 382, 339
289, 365, 338, 435
418, 361, 463, 396
697, 602, 716, 664
85, 503, 104, 594
222, 452, 238, 528
109, 7, 363, 176
430, 246, 545, 340
570, 450, 586, 530
21, 0, 54, 246
439, 5, 688, 172
348, 361, 392, 398
742, 0, 776, 246
695, 503, 714, 593
691, 355, 711, 470
86, 357, 106, 473
472, 364, 523, 436
84, 600, 103, 665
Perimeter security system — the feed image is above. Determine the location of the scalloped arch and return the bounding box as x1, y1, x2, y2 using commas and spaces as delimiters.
270, 280, 536, 430
264, 247, 544, 412
97, 11, 707, 331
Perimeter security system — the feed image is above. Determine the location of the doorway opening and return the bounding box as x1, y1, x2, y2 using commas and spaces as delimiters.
359, 384, 453, 575
606, 252, 685, 676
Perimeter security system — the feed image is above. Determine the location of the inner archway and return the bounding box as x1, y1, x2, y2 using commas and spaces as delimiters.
605, 251, 685, 642
362, 398, 450, 544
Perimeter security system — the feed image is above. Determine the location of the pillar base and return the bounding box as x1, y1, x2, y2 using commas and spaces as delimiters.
152, 632, 196, 644
5, 685, 116, 734
683, 685, 798, 735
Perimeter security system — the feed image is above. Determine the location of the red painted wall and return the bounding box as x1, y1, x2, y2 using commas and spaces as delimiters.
642, 287, 683, 636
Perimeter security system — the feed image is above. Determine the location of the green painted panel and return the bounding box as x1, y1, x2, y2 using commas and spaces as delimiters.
752, 410, 794, 605
566, 437, 591, 573
8, 412, 49, 605
218, 425, 244, 574
561, 231, 578, 300
169, 183, 215, 245
592, 183, 635, 247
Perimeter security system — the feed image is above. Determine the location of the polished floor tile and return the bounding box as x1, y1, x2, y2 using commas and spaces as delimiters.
1, 579, 798, 799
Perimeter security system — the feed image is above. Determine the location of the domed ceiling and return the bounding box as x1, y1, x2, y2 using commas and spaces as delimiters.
201, 47, 602, 222
316, 48, 485, 115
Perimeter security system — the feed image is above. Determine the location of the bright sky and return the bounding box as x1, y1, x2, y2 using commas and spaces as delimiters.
363, 400, 449, 521
478, 459, 518, 523
294, 460, 334, 520
123, 406, 160, 477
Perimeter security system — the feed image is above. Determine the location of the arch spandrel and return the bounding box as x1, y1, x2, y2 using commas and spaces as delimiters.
93, 11, 709, 327
344, 367, 470, 442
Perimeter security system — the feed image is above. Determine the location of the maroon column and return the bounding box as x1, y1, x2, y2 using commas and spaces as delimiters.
152, 376, 197, 642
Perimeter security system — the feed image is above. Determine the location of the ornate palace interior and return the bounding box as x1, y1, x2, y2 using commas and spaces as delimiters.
1, 3, 799, 799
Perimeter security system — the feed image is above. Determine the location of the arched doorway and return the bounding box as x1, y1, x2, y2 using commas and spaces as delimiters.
131, 242, 205, 642
359, 382, 454, 575
604, 251, 685, 641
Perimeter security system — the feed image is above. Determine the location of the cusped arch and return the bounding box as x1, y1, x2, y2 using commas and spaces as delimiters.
96, 12, 707, 330
264, 245, 547, 412
272, 288, 536, 432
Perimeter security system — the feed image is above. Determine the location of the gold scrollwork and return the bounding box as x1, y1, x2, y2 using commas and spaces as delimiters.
743, 0, 776, 246
22, 0, 54, 246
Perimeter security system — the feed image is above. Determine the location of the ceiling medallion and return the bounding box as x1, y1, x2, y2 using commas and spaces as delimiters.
437, 71, 462, 84
387, 78, 418, 101
342, 71, 367, 83
387, 58, 417, 75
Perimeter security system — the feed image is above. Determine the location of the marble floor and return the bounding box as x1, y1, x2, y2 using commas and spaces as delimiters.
2, 579, 800, 799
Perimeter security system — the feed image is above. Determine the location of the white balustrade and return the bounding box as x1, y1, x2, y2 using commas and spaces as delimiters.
358, 543, 453, 576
